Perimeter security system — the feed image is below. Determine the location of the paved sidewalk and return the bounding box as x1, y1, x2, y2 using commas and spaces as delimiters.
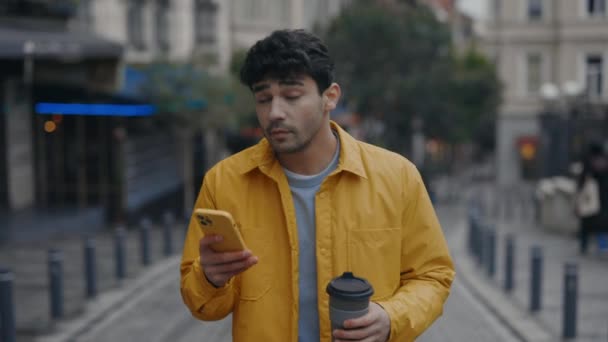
463, 184, 608, 342
35, 204, 521, 342
0, 218, 186, 342
5, 175, 606, 342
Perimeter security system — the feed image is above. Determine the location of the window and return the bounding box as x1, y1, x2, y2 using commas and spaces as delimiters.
528, 0, 543, 20
586, 55, 604, 99
587, 0, 606, 16
156, 0, 170, 51
233, 0, 284, 24
527, 53, 543, 94
194, 0, 218, 45
79, 0, 94, 31
127, 0, 146, 50
243, 0, 260, 21
271, 0, 289, 26
493, 0, 501, 20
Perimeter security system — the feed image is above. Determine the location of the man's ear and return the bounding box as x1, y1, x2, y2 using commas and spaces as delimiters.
323, 83, 341, 112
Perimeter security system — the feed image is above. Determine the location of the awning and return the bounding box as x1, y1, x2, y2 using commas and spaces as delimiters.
31, 82, 158, 116
0, 26, 123, 59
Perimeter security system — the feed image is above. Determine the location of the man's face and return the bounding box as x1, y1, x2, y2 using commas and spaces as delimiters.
252, 75, 327, 154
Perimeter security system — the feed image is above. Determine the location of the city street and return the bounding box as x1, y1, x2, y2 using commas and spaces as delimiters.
47, 205, 519, 342
3, 1, 607, 341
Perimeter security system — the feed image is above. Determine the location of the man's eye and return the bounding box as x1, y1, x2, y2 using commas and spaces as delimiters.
285, 95, 300, 101
256, 98, 271, 104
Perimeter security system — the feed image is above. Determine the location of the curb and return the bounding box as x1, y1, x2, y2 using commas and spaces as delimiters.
451, 222, 555, 342
35, 255, 181, 342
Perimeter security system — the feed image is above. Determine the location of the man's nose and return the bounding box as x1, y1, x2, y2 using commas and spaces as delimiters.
268, 98, 286, 121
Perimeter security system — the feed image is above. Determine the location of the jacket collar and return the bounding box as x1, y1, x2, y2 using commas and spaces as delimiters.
238, 121, 368, 179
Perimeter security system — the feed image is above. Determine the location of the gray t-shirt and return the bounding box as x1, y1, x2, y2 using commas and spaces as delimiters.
283, 135, 340, 342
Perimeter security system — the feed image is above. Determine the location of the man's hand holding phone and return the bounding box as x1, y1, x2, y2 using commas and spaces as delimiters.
199, 234, 258, 288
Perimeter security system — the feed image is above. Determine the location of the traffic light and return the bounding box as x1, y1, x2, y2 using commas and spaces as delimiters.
517, 136, 538, 179
519, 141, 537, 161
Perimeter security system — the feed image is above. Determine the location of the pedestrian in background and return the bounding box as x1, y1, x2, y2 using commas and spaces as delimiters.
180, 29, 454, 342
575, 142, 608, 254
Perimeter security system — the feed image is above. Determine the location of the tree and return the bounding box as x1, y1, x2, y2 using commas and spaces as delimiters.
135, 61, 254, 212
137, 62, 252, 130
446, 48, 502, 156
323, 0, 501, 157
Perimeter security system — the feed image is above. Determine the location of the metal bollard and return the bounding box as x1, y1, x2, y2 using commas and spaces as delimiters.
504, 235, 515, 293
139, 218, 151, 266
529, 246, 543, 313
475, 221, 485, 266
467, 207, 478, 255
469, 215, 482, 265
562, 263, 578, 339
163, 212, 175, 256
115, 227, 127, 280
0, 268, 16, 342
48, 249, 64, 319
484, 227, 496, 278
84, 237, 97, 298
184, 208, 191, 237
467, 212, 475, 255
184, 208, 191, 224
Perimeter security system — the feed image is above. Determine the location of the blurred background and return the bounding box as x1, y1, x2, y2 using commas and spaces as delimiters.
0, 0, 607, 341
1, 0, 606, 239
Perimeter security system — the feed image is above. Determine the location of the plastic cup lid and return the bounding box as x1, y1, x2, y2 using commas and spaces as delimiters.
326, 272, 374, 300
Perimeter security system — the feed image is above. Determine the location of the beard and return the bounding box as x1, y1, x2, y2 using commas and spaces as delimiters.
263, 102, 326, 154
264, 122, 316, 154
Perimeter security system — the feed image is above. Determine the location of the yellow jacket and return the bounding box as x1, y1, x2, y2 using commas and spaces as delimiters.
180, 122, 455, 342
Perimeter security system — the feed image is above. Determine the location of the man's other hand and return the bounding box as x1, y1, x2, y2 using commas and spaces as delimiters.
333, 302, 391, 342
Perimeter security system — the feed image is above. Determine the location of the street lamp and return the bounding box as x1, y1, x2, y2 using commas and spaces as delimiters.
562, 81, 585, 99
540, 81, 584, 111
540, 83, 560, 103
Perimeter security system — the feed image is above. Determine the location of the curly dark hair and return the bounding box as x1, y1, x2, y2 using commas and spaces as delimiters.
239, 29, 335, 94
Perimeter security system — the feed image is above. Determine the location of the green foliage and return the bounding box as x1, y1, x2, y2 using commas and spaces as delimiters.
228, 49, 259, 128
229, 49, 249, 79
323, 1, 501, 151
447, 48, 502, 150
136, 62, 254, 130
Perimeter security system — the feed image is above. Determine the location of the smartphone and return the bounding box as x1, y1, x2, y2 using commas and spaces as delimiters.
194, 208, 247, 252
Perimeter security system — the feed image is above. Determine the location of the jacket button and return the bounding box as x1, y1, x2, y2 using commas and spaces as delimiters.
319, 192, 327, 199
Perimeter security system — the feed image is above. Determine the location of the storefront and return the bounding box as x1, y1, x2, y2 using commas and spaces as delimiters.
0, 23, 126, 242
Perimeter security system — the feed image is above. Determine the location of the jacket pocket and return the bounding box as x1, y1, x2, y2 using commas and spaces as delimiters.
348, 228, 402, 300
238, 228, 272, 301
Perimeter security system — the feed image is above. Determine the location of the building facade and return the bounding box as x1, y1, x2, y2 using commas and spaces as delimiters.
85, 0, 352, 72
0, 0, 127, 241
482, 0, 608, 185
88, 0, 220, 65
78, 0, 354, 223
1, 0, 357, 243
226, 0, 352, 64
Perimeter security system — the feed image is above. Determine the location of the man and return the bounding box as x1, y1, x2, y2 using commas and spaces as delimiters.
180, 29, 454, 342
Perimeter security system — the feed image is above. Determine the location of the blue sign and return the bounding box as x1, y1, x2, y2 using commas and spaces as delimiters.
36, 102, 157, 117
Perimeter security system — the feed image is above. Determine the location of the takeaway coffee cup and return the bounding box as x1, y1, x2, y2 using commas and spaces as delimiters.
326, 272, 374, 336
